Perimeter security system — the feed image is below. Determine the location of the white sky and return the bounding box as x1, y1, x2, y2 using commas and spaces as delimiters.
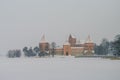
0, 0, 120, 54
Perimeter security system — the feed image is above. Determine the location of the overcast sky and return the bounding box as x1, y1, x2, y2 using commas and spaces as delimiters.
0, 0, 120, 54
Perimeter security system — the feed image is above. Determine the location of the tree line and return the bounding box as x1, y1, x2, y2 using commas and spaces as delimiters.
7, 50, 21, 58
7, 42, 56, 58
95, 34, 120, 56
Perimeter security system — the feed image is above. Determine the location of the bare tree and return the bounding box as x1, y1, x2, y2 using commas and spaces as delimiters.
51, 42, 56, 57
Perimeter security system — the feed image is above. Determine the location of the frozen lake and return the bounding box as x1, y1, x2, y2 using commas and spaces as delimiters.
0, 57, 120, 80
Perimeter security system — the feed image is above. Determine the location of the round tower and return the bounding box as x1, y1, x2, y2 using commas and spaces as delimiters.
39, 35, 49, 53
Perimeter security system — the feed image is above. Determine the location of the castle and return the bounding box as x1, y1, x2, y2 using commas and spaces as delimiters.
39, 34, 94, 56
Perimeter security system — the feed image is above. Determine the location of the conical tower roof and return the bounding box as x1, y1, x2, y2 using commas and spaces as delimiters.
40, 35, 48, 43
86, 35, 93, 43
69, 34, 76, 38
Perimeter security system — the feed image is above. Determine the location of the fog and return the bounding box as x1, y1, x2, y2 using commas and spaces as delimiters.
0, 0, 120, 54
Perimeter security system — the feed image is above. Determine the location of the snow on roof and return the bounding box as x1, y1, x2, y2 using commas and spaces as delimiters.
71, 47, 84, 49
85, 35, 93, 43
40, 35, 48, 43
70, 34, 76, 38
63, 41, 70, 45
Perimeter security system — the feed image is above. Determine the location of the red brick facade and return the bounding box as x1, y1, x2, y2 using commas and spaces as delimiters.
39, 35, 94, 56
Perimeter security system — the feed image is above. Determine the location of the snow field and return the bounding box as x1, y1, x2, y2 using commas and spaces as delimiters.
0, 57, 120, 80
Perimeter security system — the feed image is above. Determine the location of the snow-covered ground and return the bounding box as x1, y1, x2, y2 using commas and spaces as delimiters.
0, 56, 120, 80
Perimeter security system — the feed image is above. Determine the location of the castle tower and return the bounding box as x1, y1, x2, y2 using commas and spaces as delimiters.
63, 41, 71, 56
68, 34, 76, 47
84, 35, 94, 54
39, 35, 49, 53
